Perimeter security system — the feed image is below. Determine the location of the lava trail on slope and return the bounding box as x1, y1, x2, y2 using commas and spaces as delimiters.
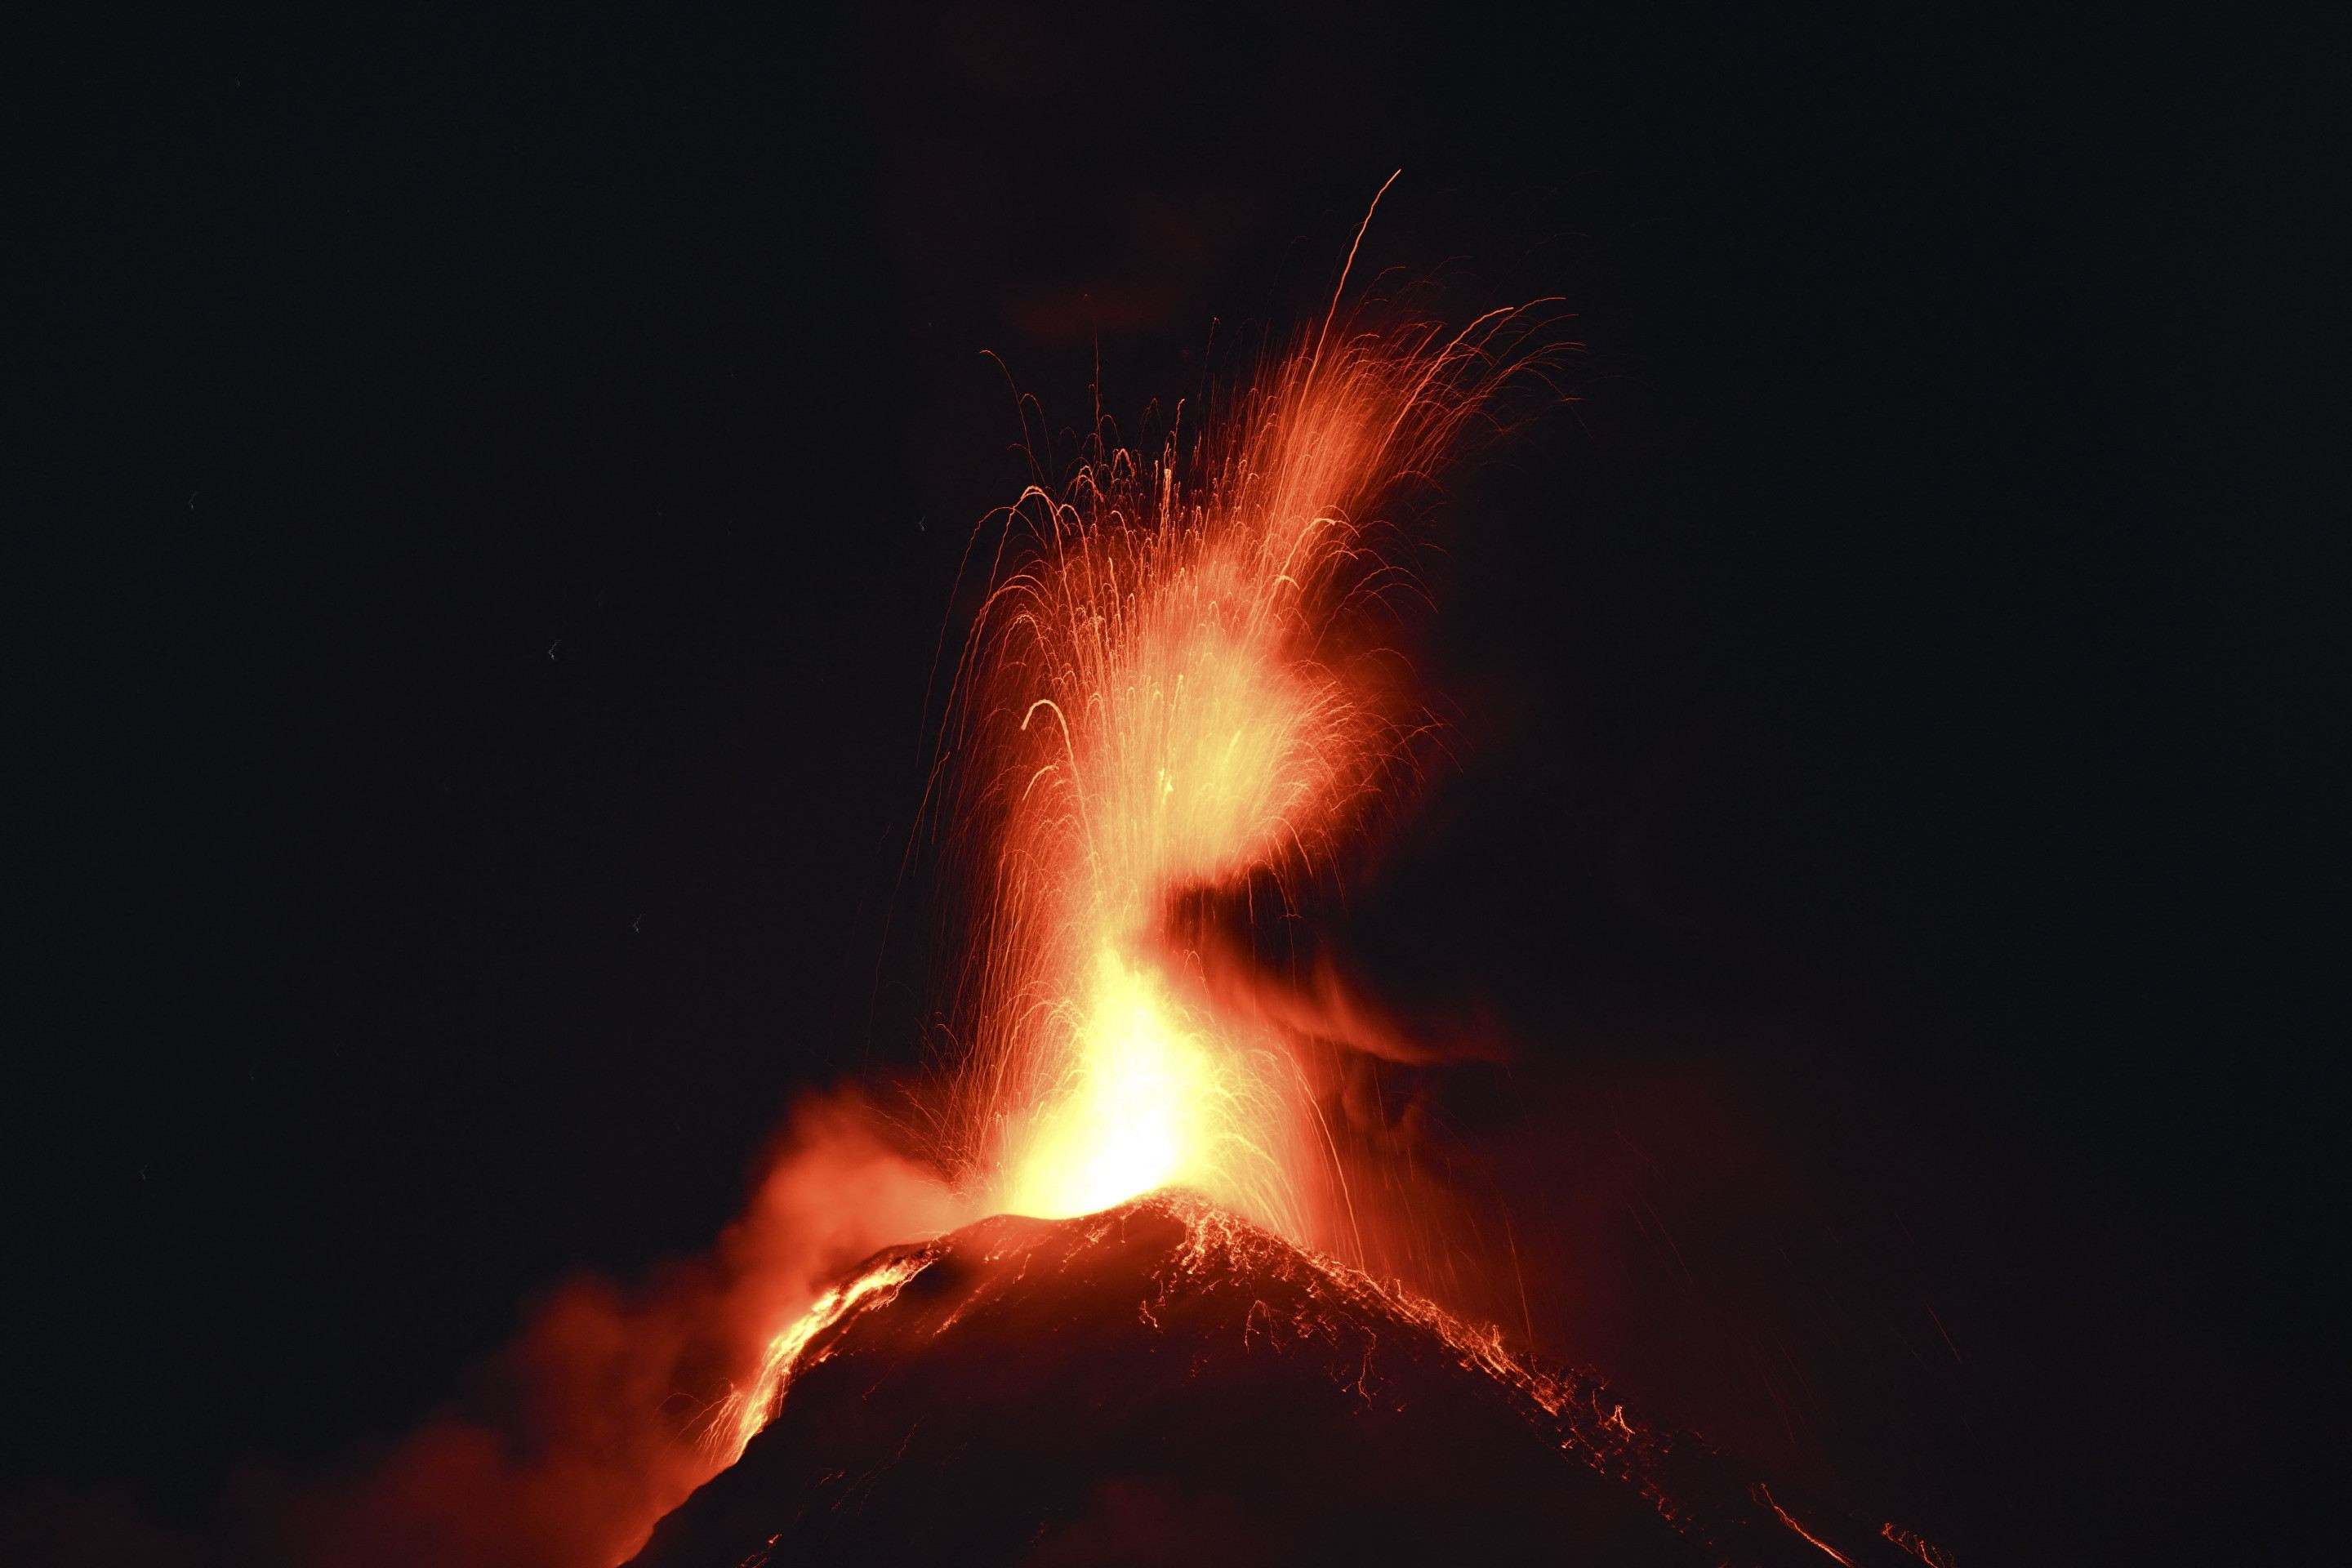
630, 1194, 1933, 1567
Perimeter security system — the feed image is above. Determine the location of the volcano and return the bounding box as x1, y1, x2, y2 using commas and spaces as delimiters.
617, 293, 1944, 1568
628, 1194, 1931, 1567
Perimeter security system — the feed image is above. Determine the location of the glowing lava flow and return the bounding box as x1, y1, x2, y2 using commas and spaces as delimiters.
706, 1253, 933, 1467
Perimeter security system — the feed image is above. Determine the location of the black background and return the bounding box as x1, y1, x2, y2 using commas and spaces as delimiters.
12, 7, 2341, 1564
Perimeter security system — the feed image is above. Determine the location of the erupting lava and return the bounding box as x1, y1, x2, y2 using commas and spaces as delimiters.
947, 293, 1535, 1249
995, 946, 1258, 1222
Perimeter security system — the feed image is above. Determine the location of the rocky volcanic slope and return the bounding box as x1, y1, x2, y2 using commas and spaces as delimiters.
629, 1193, 1938, 1567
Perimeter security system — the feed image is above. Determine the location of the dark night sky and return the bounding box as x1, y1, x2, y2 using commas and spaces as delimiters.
12, 7, 2342, 1564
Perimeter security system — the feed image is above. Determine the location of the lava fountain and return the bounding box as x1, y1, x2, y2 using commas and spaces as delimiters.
943, 299, 1537, 1247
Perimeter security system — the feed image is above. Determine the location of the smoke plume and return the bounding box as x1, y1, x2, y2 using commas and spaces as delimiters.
270, 1094, 965, 1568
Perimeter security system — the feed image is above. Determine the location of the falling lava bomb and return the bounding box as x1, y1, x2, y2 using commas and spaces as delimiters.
629, 1193, 1931, 1567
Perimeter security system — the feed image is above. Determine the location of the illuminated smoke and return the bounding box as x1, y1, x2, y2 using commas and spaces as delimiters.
278, 1097, 967, 1568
